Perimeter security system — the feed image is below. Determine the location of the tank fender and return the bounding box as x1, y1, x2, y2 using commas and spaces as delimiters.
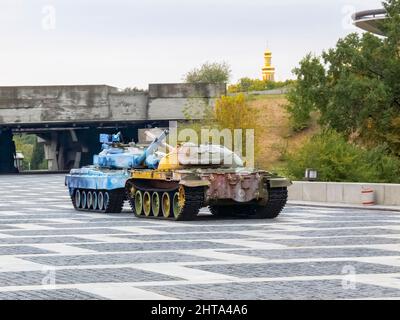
65, 170, 129, 191
180, 180, 210, 188
268, 178, 292, 188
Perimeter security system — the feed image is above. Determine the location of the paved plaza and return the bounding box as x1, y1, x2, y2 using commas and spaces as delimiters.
0, 174, 400, 299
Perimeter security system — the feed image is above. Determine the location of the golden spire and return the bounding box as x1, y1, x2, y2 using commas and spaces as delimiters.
262, 48, 275, 82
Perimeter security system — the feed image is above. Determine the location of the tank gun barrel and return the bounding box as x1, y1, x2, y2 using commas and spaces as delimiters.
133, 129, 170, 166
145, 130, 175, 152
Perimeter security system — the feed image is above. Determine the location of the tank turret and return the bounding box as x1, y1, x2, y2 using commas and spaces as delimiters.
93, 130, 169, 170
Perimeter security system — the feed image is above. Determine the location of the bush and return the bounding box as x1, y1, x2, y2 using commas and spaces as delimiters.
228, 78, 294, 93
181, 94, 257, 133
284, 130, 400, 183
123, 87, 148, 94
214, 94, 256, 131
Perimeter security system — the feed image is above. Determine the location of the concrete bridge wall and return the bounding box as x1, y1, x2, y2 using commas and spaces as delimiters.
0, 83, 225, 127
0, 85, 117, 125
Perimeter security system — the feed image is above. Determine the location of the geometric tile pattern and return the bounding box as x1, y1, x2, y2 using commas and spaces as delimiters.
0, 174, 400, 300
0, 268, 181, 287
0, 289, 107, 300
144, 280, 400, 300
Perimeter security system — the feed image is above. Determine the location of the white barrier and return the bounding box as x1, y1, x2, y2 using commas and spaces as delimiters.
288, 182, 400, 206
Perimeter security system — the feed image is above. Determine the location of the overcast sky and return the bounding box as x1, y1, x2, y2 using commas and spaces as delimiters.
0, 0, 385, 89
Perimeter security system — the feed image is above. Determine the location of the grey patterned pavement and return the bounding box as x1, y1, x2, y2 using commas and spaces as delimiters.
0, 174, 400, 300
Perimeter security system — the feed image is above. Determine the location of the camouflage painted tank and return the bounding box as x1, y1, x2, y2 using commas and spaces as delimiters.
125, 134, 292, 221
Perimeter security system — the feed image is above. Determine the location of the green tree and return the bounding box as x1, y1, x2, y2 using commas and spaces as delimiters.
13, 135, 33, 171
286, 0, 400, 155
286, 54, 327, 131
31, 140, 47, 170
184, 62, 231, 84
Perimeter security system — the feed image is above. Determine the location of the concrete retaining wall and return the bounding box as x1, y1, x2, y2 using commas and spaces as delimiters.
288, 181, 400, 206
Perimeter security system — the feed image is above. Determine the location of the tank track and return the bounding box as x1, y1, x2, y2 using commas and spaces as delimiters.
209, 187, 288, 219
174, 187, 204, 221
70, 188, 125, 213
252, 187, 288, 219
127, 185, 205, 221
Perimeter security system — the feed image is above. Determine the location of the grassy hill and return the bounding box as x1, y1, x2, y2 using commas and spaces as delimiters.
248, 94, 319, 171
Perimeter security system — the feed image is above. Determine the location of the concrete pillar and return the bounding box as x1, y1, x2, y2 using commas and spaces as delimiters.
43, 132, 59, 171
0, 129, 18, 173
40, 129, 100, 171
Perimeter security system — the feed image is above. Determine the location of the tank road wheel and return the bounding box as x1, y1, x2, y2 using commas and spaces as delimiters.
252, 188, 288, 219
98, 192, 104, 211
172, 192, 182, 220
74, 190, 81, 210
172, 186, 186, 220
152, 192, 161, 217
135, 190, 144, 216
81, 191, 87, 209
143, 192, 152, 217
172, 186, 204, 221
126, 184, 137, 216
161, 192, 171, 218
87, 191, 93, 210
92, 192, 98, 211
104, 192, 110, 210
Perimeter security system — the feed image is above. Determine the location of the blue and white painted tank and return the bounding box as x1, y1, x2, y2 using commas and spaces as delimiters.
65, 130, 168, 194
